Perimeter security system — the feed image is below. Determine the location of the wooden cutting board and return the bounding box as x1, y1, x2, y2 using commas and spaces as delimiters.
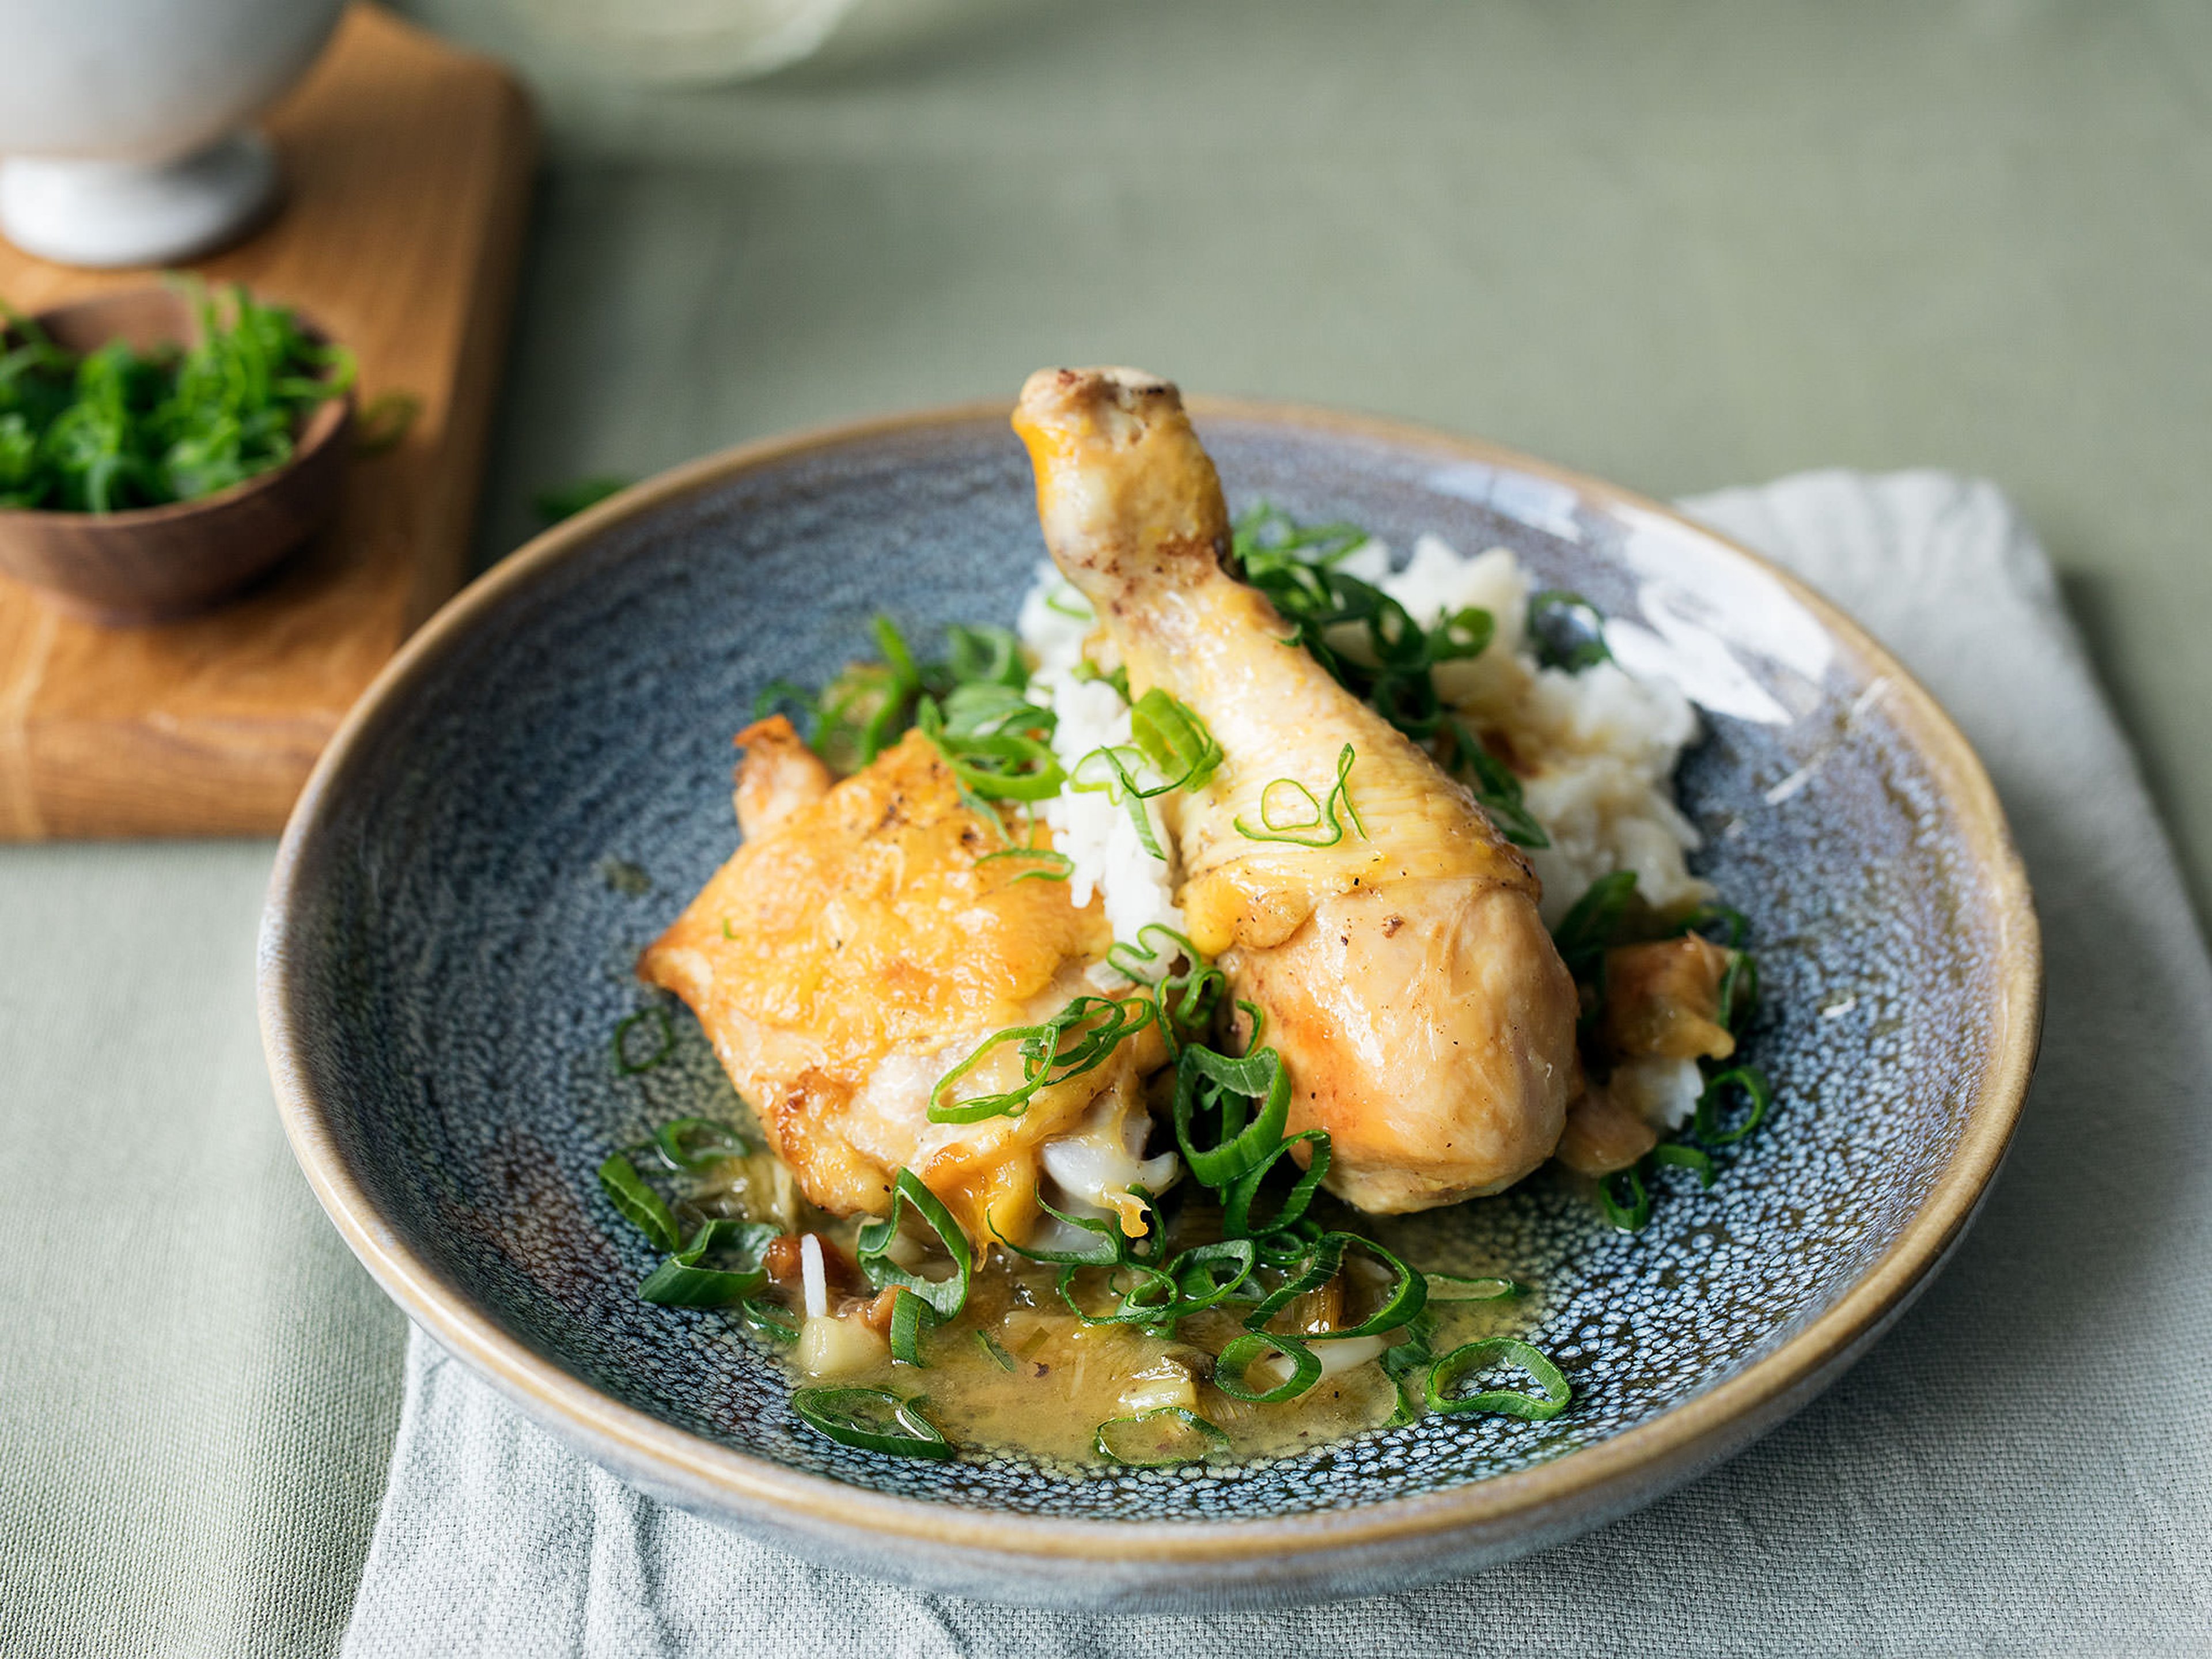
0, 5, 534, 839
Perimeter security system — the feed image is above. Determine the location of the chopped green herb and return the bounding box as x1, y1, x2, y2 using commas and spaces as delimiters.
790, 1387, 954, 1459
611, 1007, 675, 1075
1232, 743, 1365, 848
653, 1116, 750, 1170
928, 995, 1154, 1124
1527, 589, 1612, 673
1094, 1406, 1232, 1467
596, 1153, 681, 1254
855, 1169, 974, 1320
1, 281, 354, 513
533, 475, 632, 524
1230, 503, 1547, 848
1426, 1338, 1572, 1421
973, 1328, 1018, 1371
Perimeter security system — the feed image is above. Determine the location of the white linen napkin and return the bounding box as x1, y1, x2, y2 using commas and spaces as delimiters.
342, 471, 2212, 1657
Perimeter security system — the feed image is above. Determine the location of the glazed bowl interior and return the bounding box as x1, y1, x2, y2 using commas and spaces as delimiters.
263, 405, 2035, 1604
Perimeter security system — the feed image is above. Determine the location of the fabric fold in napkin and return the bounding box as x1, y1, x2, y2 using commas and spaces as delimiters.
342, 471, 2212, 1658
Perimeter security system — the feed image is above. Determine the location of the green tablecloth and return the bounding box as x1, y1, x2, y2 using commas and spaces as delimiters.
5, 3, 2210, 1652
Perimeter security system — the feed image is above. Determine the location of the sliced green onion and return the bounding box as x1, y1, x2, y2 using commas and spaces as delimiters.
854, 1169, 974, 1320
1213, 1331, 1322, 1404
1381, 1309, 1438, 1426
1058, 1259, 1180, 1328
1552, 869, 1638, 981
974, 1328, 1018, 1371
1672, 902, 1749, 949
1104, 927, 1226, 1060
1233, 744, 1365, 847
1650, 1141, 1716, 1187
887, 1287, 932, 1366
1070, 658, 1131, 701
1094, 1406, 1233, 1467
1221, 1129, 1331, 1240
943, 622, 1025, 688
928, 994, 1153, 1124
1528, 590, 1612, 673
790, 1387, 954, 1459
741, 1300, 801, 1345
917, 696, 1065, 802
1717, 949, 1760, 1034
1597, 1161, 1652, 1233
654, 1116, 751, 1170
1128, 686, 1224, 795
596, 1153, 680, 1253
1426, 1338, 1572, 1421
1296, 1234, 1426, 1342
638, 1218, 774, 1306
1423, 1272, 1529, 1302
974, 845, 1073, 884
611, 1007, 675, 1075
1694, 1065, 1773, 1145
1069, 744, 1172, 859
1427, 605, 1496, 662
1172, 1043, 1291, 1188
1162, 1238, 1258, 1319
1043, 589, 1092, 622
990, 1192, 1125, 1267
1237, 1232, 1347, 1330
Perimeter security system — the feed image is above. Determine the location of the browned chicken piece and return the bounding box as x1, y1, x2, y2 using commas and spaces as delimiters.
639, 724, 1145, 1244
732, 714, 832, 837
1601, 935, 1737, 1061
1012, 366, 1580, 1214
1553, 1081, 1661, 1177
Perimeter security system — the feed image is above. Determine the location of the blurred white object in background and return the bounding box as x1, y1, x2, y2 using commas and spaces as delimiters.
0, 0, 346, 268
499, 0, 857, 84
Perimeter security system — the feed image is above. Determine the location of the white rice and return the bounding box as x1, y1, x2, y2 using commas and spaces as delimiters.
1014, 536, 1710, 943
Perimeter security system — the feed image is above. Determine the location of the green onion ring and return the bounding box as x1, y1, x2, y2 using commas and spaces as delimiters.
887, 1287, 932, 1366
1172, 1043, 1291, 1188
1423, 1272, 1529, 1302
653, 1116, 751, 1170
596, 1153, 680, 1253
974, 846, 1074, 883
1694, 1064, 1774, 1146
1650, 1141, 1717, 1187
1212, 1332, 1323, 1404
974, 1328, 1018, 1371
790, 1387, 954, 1459
1425, 1338, 1572, 1421
638, 1218, 773, 1307
1056, 1260, 1180, 1327
611, 1007, 675, 1075
1094, 1406, 1233, 1467
1598, 1160, 1652, 1232
1238, 1232, 1349, 1330
1221, 1129, 1330, 1240
1300, 1234, 1427, 1342
855, 1169, 974, 1319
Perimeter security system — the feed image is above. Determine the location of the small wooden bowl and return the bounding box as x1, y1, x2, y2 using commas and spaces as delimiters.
0, 286, 352, 625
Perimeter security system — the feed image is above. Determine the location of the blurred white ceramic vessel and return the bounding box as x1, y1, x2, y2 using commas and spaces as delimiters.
0, 0, 346, 268
502, 0, 856, 84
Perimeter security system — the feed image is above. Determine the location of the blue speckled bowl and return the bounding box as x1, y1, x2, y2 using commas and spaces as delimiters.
259, 402, 2039, 1609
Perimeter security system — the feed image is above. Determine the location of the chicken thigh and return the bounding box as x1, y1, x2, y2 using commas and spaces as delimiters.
1012, 366, 1579, 1212
639, 718, 1160, 1244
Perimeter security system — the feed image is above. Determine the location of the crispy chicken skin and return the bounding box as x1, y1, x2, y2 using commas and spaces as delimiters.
1013, 366, 1580, 1213
638, 724, 1127, 1243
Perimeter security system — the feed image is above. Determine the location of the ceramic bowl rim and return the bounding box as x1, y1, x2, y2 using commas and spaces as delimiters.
258, 398, 2041, 1570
